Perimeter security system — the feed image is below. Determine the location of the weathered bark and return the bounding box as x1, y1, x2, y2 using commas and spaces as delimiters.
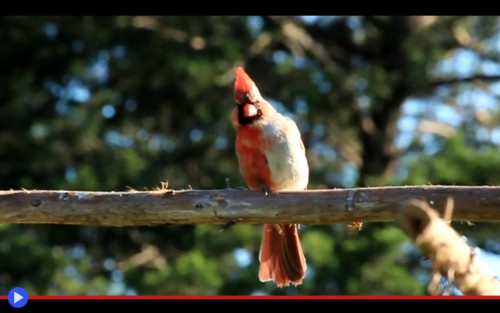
0, 186, 500, 226
398, 199, 500, 295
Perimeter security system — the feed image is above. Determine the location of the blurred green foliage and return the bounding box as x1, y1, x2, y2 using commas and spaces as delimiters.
1, 16, 500, 295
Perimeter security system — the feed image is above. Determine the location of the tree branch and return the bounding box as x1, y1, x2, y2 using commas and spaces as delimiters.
420, 74, 500, 95
398, 199, 500, 295
1, 186, 500, 226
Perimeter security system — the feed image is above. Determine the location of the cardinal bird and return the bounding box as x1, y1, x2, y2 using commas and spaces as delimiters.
231, 67, 309, 287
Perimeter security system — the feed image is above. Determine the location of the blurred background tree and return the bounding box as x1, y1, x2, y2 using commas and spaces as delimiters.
0, 16, 499, 295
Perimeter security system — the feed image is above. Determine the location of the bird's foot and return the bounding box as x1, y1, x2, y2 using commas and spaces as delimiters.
348, 221, 363, 231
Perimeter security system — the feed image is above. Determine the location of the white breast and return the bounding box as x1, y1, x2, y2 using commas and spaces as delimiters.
260, 116, 309, 191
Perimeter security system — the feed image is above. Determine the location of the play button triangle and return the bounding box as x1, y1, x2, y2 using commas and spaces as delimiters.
14, 291, 23, 303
